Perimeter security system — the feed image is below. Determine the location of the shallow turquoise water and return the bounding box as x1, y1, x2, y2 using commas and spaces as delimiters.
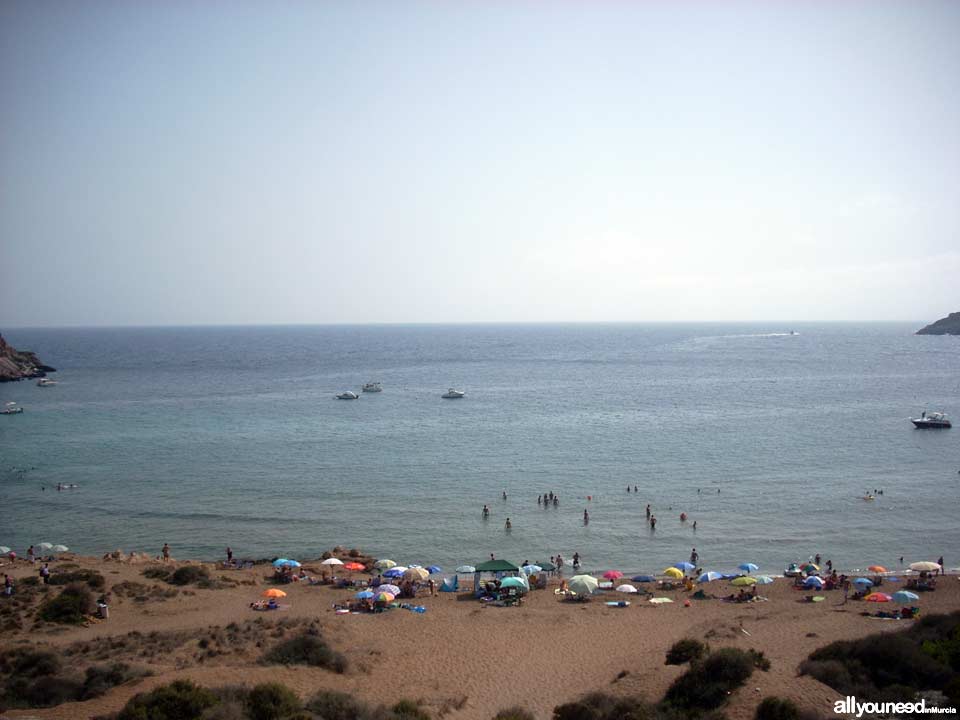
1, 323, 958, 574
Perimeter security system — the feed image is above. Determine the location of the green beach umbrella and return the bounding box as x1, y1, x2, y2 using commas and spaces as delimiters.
499, 577, 528, 592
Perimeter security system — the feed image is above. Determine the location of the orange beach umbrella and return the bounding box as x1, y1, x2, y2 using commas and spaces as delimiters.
867, 565, 887, 573
344, 562, 366, 571
262, 588, 287, 598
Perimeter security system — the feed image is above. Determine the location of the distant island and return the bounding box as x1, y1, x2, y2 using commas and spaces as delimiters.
0, 333, 56, 382
916, 312, 960, 336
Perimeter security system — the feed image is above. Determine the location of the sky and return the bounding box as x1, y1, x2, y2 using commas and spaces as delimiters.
1, 1, 959, 326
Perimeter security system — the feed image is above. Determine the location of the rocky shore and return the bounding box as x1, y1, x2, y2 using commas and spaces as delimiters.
916, 311, 960, 335
0, 333, 56, 382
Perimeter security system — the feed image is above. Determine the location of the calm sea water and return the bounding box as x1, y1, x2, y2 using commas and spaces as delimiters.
1, 324, 958, 575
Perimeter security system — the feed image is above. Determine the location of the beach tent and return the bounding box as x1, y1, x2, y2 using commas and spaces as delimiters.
472, 559, 521, 594
440, 576, 458, 593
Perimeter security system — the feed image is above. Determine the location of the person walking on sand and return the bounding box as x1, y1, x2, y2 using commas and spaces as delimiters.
162, 543, 170, 562
938, 556, 944, 575
27, 545, 35, 564
226, 547, 233, 564
3, 574, 13, 597
39, 563, 50, 585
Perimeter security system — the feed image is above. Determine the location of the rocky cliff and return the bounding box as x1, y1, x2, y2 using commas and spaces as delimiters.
916, 312, 960, 336
0, 334, 56, 382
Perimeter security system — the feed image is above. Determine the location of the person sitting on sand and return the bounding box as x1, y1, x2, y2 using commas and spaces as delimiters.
267, 598, 278, 610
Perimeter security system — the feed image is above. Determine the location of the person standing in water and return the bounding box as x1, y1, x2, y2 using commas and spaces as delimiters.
649, 516, 657, 530
502, 490, 507, 500
645, 504, 651, 519
583, 509, 589, 524
482, 505, 490, 518
504, 518, 512, 530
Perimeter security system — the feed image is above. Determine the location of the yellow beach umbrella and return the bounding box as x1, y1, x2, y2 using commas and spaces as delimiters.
262, 588, 287, 598
663, 567, 684, 579
731, 576, 757, 586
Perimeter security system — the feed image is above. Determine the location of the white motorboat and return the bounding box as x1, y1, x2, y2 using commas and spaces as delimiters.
441, 388, 466, 399
362, 382, 382, 393
911, 411, 951, 429
37, 378, 58, 387
2, 401, 23, 415
336, 391, 359, 400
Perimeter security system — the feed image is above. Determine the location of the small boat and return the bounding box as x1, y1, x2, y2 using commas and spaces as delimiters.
37, 378, 58, 387
336, 391, 359, 400
784, 563, 802, 578
362, 382, 382, 393
911, 411, 951, 429
2, 402, 23, 415
441, 388, 466, 399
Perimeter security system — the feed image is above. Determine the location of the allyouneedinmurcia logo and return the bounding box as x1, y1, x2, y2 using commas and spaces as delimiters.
834, 696, 956, 717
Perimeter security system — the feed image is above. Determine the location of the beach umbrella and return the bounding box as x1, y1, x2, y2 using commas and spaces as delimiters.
521, 564, 542, 576
456, 565, 476, 573
631, 575, 656, 583
673, 562, 696, 571
343, 562, 365, 571
755, 576, 775, 585
802, 563, 819, 574
535, 561, 557, 572
321, 558, 344, 566
499, 577, 528, 591
603, 570, 624, 581
892, 590, 919, 604
403, 567, 429, 582
868, 565, 887, 573
52, 545, 69, 553
378, 584, 401, 595
616, 584, 638, 593
374, 559, 396, 569
731, 576, 757, 586
865, 593, 892, 603
0, 546, 10, 554
698, 571, 724, 583
853, 578, 873, 588
383, 568, 405, 578
408, 564, 423, 569
663, 567, 684, 579
38, 542, 53, 551
355, 590, 375, 599
648, 597, 673, 604
909, 561, 940, 572
262, 588, 287, 598
272, 558, 290, 567
803, 576, 824, 588
568, 575, 600, 596
426, 565, 442, 574
738, 563, 759, 573
375, 592, 395, 603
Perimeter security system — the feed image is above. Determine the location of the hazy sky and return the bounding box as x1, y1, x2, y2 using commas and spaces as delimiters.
2, 1, 958, 326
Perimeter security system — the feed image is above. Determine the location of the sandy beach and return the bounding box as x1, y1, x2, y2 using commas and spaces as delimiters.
2, 552, 957, 720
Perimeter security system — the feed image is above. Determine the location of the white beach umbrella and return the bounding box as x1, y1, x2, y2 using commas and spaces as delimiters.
455, 565, 476, 573
321, 558, 344, 566
374, 559, 396, 569
616, 584, 638, 593
909, 561, 941, 572
52, 545, 69, 553
0, 546, 10, 554
37, 542, 53, 551
568, 575, 599, 596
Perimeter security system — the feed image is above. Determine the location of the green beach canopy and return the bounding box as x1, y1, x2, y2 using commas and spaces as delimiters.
474, 559, 520, 572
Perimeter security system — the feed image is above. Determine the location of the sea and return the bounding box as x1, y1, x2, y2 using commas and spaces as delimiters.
1, 323, 958, 576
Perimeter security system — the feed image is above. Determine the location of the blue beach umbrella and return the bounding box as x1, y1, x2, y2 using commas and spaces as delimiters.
272, 558, 289, 567
383, 568, 405, 578
698, 571, 724, 583
853, 578, 873, 588
803, 576, 824, 588
674, 562, 696, 571
355, 590, 375, 599
631, 575, 656, 583
426, 565, 442, 574
738, 563, 759, 573
892, 590, 919, 604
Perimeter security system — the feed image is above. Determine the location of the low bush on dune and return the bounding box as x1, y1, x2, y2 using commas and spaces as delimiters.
755, 697, 799, 720
391, 699, 430, 720
665, 638, 708, 665
245, 683, 303, 720
261, 635, 347, 673
48, 568, 106, 590
170, 565, 211, 586
553, 691, 663, 720
38, 583, 95, 624
663, 647, 756, 713
0, 647, 148, 710
800, 611, 960, 703
142, 566, 173, 582
116, 679, 219, 719
305, 690, 369, 720
493, 707, 536, 720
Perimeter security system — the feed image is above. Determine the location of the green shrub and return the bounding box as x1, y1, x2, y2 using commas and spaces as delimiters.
4, 673, 83, 708
0, 648, 61, 678
48, 569, 105, 590
38, 584, 94, 624
142, 566, 173, 581
306, 690, 368, 720
391, 699, 430, 720
749, 650, 771, 671
80, 663, 150, 700
666, 638, 707, 665
755, 697, 799, 720
245, 683, 302, 720
494, 707, 536, 720
116, 679, 219, 720
663, 647, 754, 712
553, 692, 659, 720
169, 566, 210, 586
262, 635, 347, 673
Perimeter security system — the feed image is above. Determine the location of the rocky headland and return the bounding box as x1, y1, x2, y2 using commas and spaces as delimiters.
0, 333, 56, 382
916, 311, 960, 335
